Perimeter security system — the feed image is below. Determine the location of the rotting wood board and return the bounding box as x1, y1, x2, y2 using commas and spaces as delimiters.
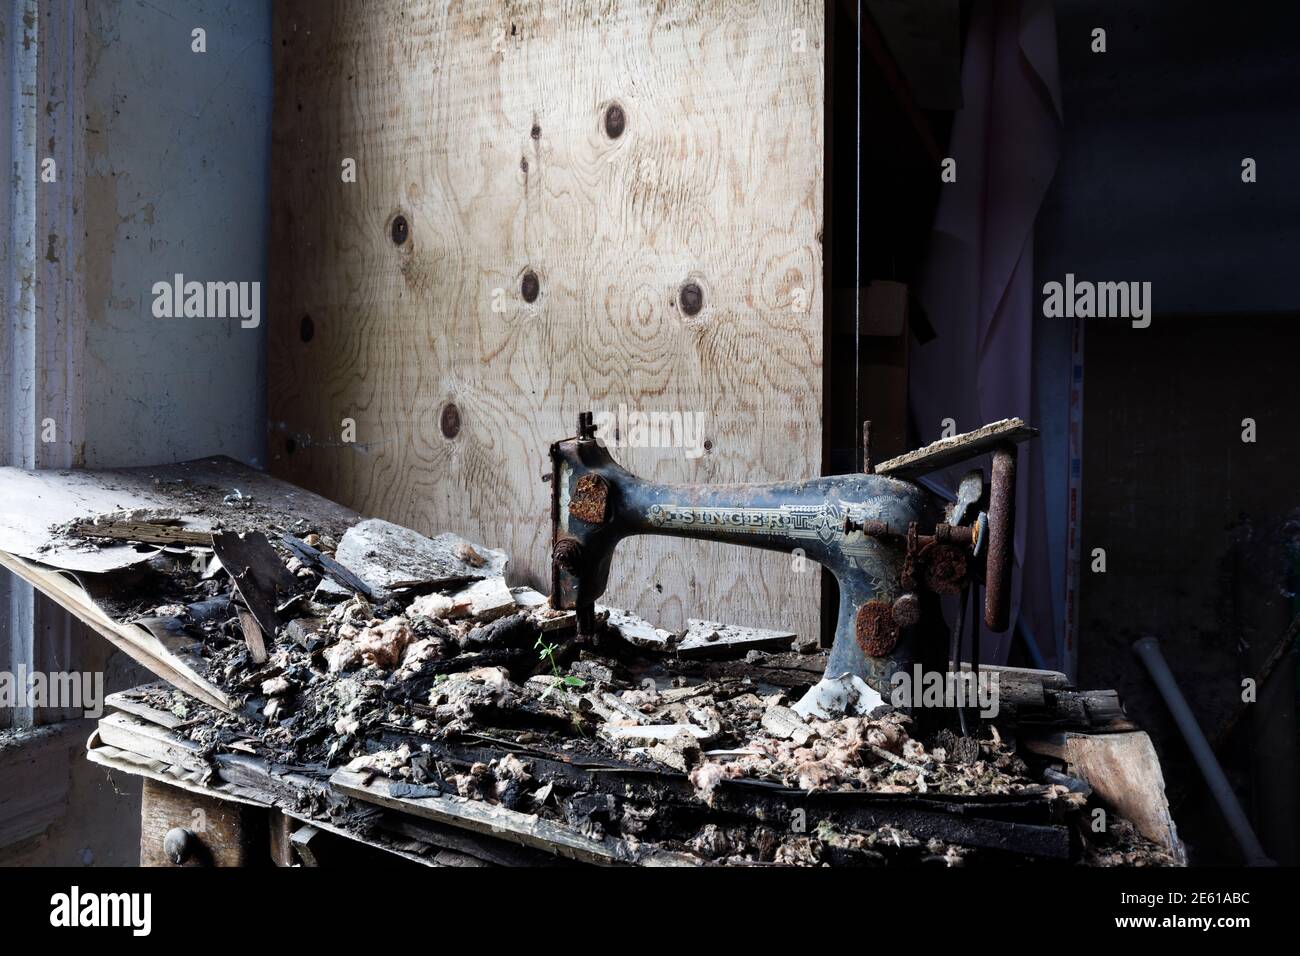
1021, 729, 1184, 862
875, 418, 1038, 480
0, 550, 232, 711
330, 768, 693, 866
0, 456, 361, 574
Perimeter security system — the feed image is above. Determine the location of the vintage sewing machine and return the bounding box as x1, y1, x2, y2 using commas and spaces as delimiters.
548, 412, 1035, 711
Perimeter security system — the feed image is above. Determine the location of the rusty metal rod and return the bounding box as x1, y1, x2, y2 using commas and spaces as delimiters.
848, 517, 976, 549
984, 444, 1017, 632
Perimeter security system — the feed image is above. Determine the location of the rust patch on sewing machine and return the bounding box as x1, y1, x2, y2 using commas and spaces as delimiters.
552, 536, 582, 574
923, 544, 968, 595
891, 592, 921, 628
569, 473, 609, 525
856, 600, 900, 657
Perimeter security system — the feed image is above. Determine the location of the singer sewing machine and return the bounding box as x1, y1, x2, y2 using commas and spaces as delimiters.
548, 412, 1036, 709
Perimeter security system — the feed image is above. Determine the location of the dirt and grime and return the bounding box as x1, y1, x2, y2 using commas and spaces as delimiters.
74, 511, 1180, 867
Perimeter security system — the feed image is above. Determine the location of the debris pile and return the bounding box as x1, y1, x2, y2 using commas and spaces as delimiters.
60, 509, 1181, 866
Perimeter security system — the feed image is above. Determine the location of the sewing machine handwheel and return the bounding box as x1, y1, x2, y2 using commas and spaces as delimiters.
983, 443, 1017, 632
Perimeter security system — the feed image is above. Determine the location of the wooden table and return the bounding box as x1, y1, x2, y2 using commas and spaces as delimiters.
89, 686, 692, 867
89, 672, 1185, 867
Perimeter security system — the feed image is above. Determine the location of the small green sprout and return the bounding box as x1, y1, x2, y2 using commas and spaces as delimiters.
535, 636, 585, 700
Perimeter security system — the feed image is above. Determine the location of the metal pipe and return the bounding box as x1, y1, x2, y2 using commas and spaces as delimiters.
1016, 618, 1048, 670
1133, 636, 1273, 866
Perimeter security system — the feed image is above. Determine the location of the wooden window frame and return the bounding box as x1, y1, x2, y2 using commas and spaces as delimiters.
1, 0, 87, 733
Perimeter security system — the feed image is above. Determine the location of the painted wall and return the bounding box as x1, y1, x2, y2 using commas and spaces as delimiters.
82, 0, 271, 468
0, 0, 272, 867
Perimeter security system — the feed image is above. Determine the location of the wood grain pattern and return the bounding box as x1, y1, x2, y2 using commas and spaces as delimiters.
269, 1, 825, 639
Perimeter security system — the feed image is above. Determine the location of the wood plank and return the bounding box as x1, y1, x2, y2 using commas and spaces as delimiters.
268, 0, 826, 641
0, 455, 361, 574
0, 550, 233, 712
104, 686, 191, 730
666, 650, 828, 691
95, 712, 211, 777
212, 752, 347, 815
71, 522, 211, 547
951, 662, 1063, 710
212, 530, 300, 639
237, 609, 269, 665
875, 418, 1037, 479
87, 734, 439, 867
678, 619, 796, 658
86, 732, 273, 806
289, 824, 323, 866
380, 814, 562, 867
978, 663, 1073, 691
601, 605, 675, 649
277, 812, 438, 868
1022, 730, 1184, 862
330, 767, 674, 866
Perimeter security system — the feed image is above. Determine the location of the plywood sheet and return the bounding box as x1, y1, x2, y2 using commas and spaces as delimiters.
269, 0, 825, 639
